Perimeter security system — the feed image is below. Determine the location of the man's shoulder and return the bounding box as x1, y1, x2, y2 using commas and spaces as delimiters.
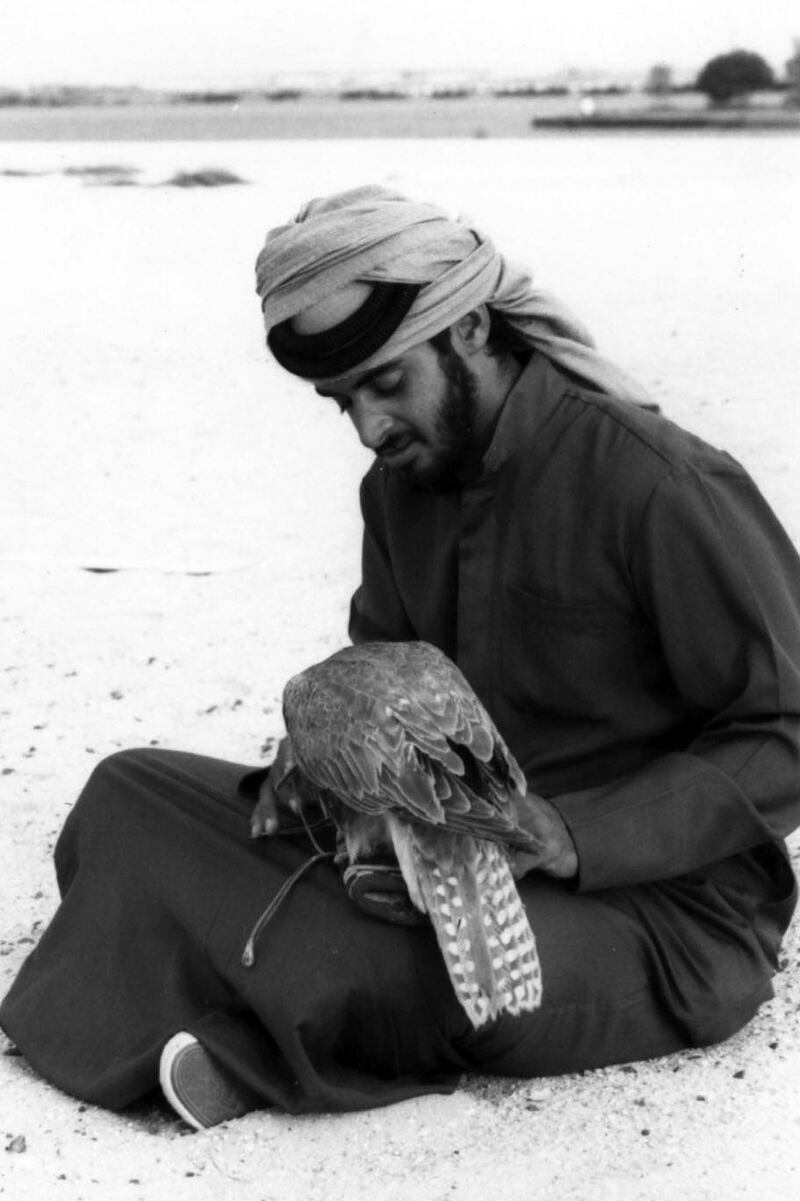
547, 382, 743, 486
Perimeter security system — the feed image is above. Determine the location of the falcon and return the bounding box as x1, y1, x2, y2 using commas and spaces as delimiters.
281, 639, 544, 1028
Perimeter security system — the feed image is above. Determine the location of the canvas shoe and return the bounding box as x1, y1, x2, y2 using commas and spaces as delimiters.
159, 1032, 259, 1129
342, 861, 428, 925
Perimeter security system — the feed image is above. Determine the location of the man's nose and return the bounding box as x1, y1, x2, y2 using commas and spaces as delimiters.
350, 396, 394, 451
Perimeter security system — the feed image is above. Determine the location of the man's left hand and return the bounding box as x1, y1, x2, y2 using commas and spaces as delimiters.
510, 792, 578, 880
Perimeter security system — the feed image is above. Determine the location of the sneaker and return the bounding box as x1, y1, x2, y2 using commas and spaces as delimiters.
159, 1032, 259, 1129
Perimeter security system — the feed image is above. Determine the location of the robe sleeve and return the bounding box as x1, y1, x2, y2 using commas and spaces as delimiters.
348, 472, 416, 645
551, 461, 800, 891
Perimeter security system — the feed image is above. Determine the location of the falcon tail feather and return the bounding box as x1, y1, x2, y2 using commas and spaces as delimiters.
403, 834, 543, 1029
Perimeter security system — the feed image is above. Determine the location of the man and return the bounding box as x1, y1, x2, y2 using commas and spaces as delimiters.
2, 185, 799, 1130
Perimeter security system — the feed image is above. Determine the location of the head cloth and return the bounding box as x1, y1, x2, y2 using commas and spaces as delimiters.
255, 184, 647, 402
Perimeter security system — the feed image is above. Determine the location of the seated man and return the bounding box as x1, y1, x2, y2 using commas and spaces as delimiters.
2, 185, 799, 1130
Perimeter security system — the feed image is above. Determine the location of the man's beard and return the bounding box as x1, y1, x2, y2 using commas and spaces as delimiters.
399, 348, 483, 493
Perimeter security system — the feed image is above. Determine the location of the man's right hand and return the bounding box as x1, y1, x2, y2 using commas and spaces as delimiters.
250, 736, 301, 838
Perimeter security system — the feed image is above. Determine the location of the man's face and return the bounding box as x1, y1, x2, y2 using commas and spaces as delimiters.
314, 339, 482, 492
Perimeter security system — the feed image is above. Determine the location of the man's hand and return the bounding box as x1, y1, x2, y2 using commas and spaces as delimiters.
510, 792, 578, 881
250, 736, 302, 838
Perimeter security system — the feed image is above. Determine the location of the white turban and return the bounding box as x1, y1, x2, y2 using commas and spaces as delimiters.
255, 184, 647, 402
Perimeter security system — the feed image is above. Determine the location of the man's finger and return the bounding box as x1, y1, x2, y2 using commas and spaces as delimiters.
250, 778, 280, 838
508, 849, 543, 881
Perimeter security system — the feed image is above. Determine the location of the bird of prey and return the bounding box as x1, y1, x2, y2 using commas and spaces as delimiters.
281, 639, 544, 1029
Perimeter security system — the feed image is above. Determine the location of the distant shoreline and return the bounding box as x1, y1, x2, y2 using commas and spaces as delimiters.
0, 93, 797, 142
533, 109, 800, 132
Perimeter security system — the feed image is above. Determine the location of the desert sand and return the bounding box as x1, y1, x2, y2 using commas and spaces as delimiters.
1, 135, 800, 1199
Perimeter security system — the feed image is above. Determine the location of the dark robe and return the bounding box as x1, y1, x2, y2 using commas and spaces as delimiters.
351, 354, 800, 890
2, 355, 798, 1111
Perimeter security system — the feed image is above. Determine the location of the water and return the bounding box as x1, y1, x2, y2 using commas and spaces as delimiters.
0, 94, 709, 142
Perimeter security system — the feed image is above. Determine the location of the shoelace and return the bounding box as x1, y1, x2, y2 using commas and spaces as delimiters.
241, 809, 333, 968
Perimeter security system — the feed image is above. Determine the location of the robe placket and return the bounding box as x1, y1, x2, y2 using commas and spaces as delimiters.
455, 478, 499, 714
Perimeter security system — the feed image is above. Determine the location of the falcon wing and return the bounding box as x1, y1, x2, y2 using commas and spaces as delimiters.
283, 668, 445, 823
362, 642, 533, 847
386, 641, 527, 794
283, 641, 536, 850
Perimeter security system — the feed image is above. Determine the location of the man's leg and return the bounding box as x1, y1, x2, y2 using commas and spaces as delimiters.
2, 747, 782, 1118
0, 748, 465, 1115
452, 870, 778, 1076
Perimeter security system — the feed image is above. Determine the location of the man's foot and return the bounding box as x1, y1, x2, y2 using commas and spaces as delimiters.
342, 862, 428, 925
159, 1032, 259, 1130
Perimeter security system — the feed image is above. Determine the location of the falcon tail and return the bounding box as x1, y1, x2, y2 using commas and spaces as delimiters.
405, 835, 543, 1029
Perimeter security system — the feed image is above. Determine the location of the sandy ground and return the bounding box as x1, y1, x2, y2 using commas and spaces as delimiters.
1, 136, 800, 1199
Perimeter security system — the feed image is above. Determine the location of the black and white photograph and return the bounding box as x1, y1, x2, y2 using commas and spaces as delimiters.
1, 2, 799, 1197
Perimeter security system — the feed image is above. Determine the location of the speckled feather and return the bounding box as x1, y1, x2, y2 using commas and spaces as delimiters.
282, 640, 544, 1027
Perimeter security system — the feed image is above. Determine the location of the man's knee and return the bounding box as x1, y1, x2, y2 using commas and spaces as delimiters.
84, 746, 161, 787
83, 746, 208, 802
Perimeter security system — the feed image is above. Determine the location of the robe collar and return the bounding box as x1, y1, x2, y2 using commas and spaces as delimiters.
479, 352, 581, 481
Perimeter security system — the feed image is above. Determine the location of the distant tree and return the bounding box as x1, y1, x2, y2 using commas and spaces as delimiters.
645, 63, 673, 95
696, 49, 775, 104
786, 39, 800, 106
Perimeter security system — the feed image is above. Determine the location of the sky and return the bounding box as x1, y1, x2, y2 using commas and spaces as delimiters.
0, 0, 798, 87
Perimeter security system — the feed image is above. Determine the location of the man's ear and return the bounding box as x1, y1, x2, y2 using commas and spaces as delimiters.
450, 305, 491, 355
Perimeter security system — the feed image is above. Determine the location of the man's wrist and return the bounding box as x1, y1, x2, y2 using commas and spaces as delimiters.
514, 792, 579, 880
537, 796, 578, 877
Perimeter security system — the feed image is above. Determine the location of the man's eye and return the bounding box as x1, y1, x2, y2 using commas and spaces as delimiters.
371, 373, 403, 397
333, 397, 351, 415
